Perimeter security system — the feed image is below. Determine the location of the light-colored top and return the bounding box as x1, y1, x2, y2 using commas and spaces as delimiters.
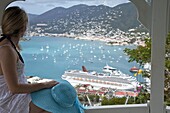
0, 45, 31, 113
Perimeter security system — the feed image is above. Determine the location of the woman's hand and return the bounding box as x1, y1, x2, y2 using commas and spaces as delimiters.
43, 80, 59, 89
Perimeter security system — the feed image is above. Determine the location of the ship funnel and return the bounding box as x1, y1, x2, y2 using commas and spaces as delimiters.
82, 66, 88, 72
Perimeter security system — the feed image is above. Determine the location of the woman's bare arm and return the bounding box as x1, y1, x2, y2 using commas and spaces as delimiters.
0, 46, 58, 94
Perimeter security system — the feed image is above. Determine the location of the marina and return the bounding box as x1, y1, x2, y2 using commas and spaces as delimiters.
21, 36, 141, 79
22, 36, 150, 99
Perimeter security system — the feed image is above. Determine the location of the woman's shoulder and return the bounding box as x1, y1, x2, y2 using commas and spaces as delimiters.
0, 44, 11, 48
0, 44, 16, 61
0, 44, 13, 52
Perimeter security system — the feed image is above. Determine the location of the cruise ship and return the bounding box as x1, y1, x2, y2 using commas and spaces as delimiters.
62, 65, 140, 91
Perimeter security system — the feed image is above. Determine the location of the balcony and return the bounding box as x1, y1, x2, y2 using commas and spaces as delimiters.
0, 0, 170, 113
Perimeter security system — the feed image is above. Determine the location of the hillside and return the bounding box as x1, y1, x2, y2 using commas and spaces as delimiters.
29, 3, 143, 34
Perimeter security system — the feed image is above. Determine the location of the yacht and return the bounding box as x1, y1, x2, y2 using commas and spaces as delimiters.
102, 65, 138, 83
129, 66, 139, 73
103, 65, 117, 74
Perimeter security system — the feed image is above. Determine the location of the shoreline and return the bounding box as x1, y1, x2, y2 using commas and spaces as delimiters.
26, 32, 147, 46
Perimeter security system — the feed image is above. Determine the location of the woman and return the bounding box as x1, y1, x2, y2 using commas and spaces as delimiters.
0, 6, 58, 113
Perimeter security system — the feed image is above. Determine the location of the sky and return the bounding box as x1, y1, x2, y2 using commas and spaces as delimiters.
9, 0, 130, 15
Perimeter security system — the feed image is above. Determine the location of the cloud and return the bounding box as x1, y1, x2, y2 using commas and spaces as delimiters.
9, 0, 130, 14
13, 0, 129, 7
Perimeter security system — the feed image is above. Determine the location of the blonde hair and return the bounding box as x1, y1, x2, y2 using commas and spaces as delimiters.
1, 6, 28, 37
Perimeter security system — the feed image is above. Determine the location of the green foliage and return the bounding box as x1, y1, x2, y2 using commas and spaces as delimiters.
78, 94, 100, 104
124, 32, 170, 104
124, 33, 170, 72
101, 97, 137, 105
101, 96, 151, 105
101, 97, 126, 105
165, 33, 170, 70
135, 92, 150, 104
124, 38, 151, 66
83, 95, 88, 102
88, 95, 95, 102
95, 95, 100, 102
78, 96, 84, 101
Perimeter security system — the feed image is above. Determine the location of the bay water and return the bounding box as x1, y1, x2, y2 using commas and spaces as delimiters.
20, 36, 144, 82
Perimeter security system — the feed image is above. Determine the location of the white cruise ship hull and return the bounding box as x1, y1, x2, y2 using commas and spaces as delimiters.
62, 70, 138, 90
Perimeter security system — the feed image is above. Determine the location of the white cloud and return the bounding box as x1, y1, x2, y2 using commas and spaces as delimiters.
9, 0, 130, 14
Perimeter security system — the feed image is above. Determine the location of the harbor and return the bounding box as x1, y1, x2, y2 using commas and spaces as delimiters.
22, 36, 150, 106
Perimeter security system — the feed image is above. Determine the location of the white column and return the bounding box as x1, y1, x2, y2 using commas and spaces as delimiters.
150, 0, 168, 113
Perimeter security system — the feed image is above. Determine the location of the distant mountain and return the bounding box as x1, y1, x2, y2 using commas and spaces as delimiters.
28, 14, 39, 21
28, 3, 142, 34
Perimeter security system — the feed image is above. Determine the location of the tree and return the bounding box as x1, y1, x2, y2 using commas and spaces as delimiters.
165, 33, 170, 70
123, 32, 170, 104
164, 33, 170, 105
124, 38, 151, 68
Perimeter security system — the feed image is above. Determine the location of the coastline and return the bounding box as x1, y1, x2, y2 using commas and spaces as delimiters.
26, 32, 147, 46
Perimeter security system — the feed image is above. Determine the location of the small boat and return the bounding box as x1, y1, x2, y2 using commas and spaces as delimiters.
102, 64, 117, 74
129, 66, 139, 73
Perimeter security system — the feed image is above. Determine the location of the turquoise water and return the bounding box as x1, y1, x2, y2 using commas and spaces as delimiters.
20, 36, 144, 82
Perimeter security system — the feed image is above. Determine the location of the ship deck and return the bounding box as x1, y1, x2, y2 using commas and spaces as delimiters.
64, 71, 133, 85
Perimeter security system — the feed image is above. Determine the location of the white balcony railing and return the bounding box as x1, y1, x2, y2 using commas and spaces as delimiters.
85, 104, 149, 113
85, 104, 170, 113
167, 107, 170, 113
